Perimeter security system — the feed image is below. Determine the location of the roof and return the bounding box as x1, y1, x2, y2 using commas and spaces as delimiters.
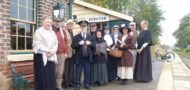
73, 0, 133, 21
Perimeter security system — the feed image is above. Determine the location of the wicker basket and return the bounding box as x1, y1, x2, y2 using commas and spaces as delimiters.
109, 49, 122, 58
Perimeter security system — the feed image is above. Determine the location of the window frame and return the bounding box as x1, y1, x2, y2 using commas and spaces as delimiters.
9, 0, 36, 53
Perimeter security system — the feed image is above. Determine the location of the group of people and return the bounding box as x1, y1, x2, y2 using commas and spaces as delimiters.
33, 17, 153, 90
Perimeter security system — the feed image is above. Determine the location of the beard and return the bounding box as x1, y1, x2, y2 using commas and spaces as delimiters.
105, 31, 110, 34
81, 27, 87, 32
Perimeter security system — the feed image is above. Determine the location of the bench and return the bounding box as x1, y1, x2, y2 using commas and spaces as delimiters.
9, 61, 35, 89
9, 64, 29, 90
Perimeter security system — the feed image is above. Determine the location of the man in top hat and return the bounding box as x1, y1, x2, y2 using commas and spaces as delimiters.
63, 19, 75, 88
52, 17, 68, 90
71, 20, 95, 90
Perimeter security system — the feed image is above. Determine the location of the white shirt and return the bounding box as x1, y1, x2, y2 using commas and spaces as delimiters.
81, 32, 86, 39
104, 34, 113, 47
33, 27, 58, 66
114, 34, 118, 44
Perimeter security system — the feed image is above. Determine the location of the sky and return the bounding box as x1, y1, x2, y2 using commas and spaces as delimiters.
158, 0, 190, 47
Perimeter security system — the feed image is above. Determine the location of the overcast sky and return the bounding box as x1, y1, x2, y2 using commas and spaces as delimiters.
158, 0, 190, 47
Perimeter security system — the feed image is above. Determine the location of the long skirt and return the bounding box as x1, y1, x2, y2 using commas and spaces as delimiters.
134, 47, 153, 82
107, 55, 118, 81
34, 53, 56, 90
91, 63, 108, 83
117, 67, 133, 79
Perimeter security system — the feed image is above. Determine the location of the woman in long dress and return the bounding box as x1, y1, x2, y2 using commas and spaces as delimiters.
134, 20, 153, 82
91, 30, 108, 86
116, 25, 133, 85
33, 17, 58, 90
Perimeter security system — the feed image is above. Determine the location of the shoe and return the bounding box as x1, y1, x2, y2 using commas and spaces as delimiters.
120, 79, 127, 85
65, 83, 74, 88
75, 87, 80, 90
56, 87, 64, 90
91, 82, 98, 86
84, 85, 90, 90
68, 83, 74, 87
64, 85, 68, 89
101, 82, 107, 86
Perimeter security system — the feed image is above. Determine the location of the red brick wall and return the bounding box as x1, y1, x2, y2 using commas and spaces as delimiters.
0, 0, 11, 89
0, 0, 11, 63
38, 0, 70, 26
0, 0, 70, 89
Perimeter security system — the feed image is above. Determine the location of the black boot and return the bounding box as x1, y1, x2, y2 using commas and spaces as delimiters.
123, 79, 128, 85
120, 79, 128, 85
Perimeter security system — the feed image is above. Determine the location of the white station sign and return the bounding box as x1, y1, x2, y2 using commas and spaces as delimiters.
87, 16, 109, 22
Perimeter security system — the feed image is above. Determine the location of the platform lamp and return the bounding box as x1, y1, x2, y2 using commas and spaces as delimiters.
53, 2, 65, 21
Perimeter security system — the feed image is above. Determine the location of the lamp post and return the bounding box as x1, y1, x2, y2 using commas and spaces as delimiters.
53, 2, 65, 21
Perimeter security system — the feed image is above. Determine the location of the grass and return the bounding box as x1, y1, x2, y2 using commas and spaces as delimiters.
175, 50, 190, 60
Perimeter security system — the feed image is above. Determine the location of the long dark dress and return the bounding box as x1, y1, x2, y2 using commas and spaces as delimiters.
134, 30, 153, 82
34, 54, 56, 90
91, 40, 108, 83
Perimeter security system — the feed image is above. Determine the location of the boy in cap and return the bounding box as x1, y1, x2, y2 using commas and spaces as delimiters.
129, 22, 138, 66
71, 20, 95, 90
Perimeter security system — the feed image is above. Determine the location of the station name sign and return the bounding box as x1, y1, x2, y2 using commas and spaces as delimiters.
87, 16, 109, 22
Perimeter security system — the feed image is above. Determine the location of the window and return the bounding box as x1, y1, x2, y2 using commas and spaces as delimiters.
10, 0, 36, 51
10, 0, 35, 22
10, 21, 34, 50
95, 22, 108, 30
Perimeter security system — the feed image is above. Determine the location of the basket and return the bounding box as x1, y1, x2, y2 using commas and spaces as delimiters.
109, 48, 122, 58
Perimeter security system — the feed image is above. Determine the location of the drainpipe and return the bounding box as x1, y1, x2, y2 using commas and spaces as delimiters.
36, 0, 38, 28
69, 0, 73, 19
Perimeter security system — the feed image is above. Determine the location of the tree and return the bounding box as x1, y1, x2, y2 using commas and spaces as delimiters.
82, 0, 164, 44
173, 13, 190, 48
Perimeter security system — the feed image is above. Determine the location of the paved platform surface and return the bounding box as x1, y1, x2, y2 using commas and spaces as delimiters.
157, 53, 190, 90
65, 60, 165, 90
65, 53, 190, 90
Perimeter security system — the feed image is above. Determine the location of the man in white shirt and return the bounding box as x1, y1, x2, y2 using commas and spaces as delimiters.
103, 27, 113, 48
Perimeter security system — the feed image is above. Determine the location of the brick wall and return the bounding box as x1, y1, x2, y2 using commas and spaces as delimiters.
0, 0, 11, 89
38, 0, 70, 26
0, 0, 11, 63
0, 0, 70, 89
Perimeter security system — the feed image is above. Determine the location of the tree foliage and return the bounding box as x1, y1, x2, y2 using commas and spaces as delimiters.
173, 13, 190, 48
82, 0, 164, 44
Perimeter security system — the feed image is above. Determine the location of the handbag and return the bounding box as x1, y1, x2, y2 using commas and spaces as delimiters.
109, 46, 122, 58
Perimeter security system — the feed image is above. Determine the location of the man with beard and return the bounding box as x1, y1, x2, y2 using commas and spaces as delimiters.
63, 19, 75, 88
71, 20, 95, 90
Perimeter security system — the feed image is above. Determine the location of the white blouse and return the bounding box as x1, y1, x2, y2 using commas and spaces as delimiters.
114, 34, 118, 44
104, 34, 113, 47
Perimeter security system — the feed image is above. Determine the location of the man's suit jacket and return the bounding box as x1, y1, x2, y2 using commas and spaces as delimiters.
71, 32, 95, 64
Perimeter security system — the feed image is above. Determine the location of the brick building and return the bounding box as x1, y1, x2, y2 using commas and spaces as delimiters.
0, 0, 72, 89
0, 0, 133, 89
